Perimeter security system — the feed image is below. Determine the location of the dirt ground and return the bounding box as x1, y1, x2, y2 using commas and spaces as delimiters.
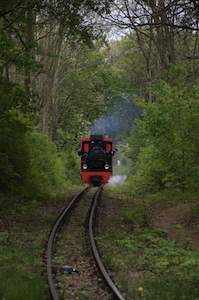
152, 201, 199, 249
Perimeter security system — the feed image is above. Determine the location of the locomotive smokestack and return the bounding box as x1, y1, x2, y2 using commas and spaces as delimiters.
90, 135, 103, 142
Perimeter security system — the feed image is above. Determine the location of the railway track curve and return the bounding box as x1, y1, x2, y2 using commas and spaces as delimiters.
46, 186, 127, 300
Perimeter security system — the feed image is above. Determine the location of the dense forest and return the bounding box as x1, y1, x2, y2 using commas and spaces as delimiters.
0, 0, 199, 199
1, 1, 199, 300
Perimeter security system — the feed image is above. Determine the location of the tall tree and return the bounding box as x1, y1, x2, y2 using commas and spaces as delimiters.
100, 0, 199, 74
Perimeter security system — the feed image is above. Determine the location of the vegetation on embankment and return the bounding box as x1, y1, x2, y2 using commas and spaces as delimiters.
124, 71, 199, 195
0, 107, 69, 200
0, 193, 74, 300
97, 189, 199, 300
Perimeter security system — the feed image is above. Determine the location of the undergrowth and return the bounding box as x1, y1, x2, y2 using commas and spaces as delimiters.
0, 195, 69, 300
98, 189, 199, 300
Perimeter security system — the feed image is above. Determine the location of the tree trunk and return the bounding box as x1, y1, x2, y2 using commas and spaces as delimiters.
51, 24, 64, 142
24, 4, 35, 96
149, 0, 175, 70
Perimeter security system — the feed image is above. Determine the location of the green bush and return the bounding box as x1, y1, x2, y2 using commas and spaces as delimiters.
134, 229, 199, 300
24, 130, 67, 199
122, 204, 150, 228
0, 109, 31, 195
127, 74, 199, 194
0, 109, 68, 200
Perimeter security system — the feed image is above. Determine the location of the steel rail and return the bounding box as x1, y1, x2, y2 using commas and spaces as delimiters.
89, 187, 126, 300
46, 187, 89, 300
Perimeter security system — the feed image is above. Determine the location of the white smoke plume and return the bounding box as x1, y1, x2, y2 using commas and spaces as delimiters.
91, 97, 140, 138
108, 175, 127, 187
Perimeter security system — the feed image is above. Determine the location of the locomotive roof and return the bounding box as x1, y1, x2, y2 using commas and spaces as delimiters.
80, 135, 112, 143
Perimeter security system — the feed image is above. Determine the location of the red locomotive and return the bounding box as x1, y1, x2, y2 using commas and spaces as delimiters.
78, 135, 116, 186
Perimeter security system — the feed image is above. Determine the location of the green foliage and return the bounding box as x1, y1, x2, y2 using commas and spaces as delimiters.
122, 203, 150, 228
185, 203, 199, 227
109, 35, 147, 96
0, 109, 30, 194
127, 73, 199, 194
0, 78, 28, 113
0, 269, 44, 300
0, 195, 61, 300
99, 192, 199, 300
0, 108, 67, 199
25, 129, 67, 199
57, 45, 113, 140
133, 229, 199, 300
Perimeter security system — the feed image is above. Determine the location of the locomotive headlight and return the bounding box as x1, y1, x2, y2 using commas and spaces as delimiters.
83, 163, 88, 170
104, 163, 109, 170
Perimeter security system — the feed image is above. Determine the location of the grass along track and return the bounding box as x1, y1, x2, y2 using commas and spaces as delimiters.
97, 189, 199, 300
0, 193, 75, 300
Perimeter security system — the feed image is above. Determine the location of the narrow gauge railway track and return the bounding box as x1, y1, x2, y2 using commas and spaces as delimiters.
46, 186, 126, 300
46, 187, 89, 300
89, 187, 126, 300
